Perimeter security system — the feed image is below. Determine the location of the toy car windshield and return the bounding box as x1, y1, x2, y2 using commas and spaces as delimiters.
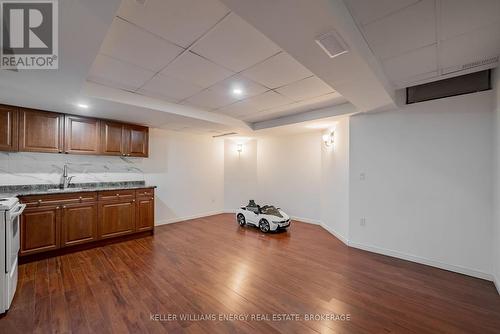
260, 205, 283, 218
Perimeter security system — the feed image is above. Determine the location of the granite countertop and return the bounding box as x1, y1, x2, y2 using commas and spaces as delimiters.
0, 181, 157, 198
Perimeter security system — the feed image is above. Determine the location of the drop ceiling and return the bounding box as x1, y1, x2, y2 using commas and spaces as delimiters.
87, 0, 345, 124
345, 0, 500, 88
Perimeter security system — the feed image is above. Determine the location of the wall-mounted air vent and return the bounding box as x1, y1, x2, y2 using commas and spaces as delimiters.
442, 56, 498, 75
315, 30, 349, 59
406, 70, 491, 104
212, 132, 237, 138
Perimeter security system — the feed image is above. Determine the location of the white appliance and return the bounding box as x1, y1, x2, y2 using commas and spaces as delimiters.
0, 197, 25, 314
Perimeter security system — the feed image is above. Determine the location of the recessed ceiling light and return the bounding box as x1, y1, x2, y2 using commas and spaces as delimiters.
76, 103, 89, 109
232, 88, 243, 96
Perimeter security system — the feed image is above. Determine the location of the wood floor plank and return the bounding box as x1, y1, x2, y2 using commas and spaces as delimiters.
1, 213, 500, 333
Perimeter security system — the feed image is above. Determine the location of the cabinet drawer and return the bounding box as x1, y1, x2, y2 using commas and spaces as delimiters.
135, 188, 155, 198
20, 192, 97, 208
98, 189, 135, 202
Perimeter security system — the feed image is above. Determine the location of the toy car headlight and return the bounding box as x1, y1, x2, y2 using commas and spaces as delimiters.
272, 221, 281, 224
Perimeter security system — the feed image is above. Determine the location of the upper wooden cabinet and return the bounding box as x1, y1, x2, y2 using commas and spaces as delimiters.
0, 104, 149, 157
0, 104, 18, 151
100, 121, 124, 156
19, 108, 64, 153
101, 121, 149, 157
64, 115, 100, 155
124, 124, 149, 157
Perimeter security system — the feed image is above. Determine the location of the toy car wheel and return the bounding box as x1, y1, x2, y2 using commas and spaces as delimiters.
237, 214, 246, 226
259, 219, 270, 233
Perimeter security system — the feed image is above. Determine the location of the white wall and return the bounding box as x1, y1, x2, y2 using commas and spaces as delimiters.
0, 128, 225, 226
493, 70, 500, 290
349, 91, 494, 279
138, 129, 224, 225
321, 118, 350, 243
257, 132, 322, 222
224, 139, 258, 211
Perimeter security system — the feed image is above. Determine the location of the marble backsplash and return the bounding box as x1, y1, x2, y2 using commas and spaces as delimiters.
0, 151, 145, 186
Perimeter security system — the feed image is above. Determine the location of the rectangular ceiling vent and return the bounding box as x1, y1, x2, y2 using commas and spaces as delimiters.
315, 30, 349, 59
442, 56, 498, 75
212, 132, 237, 138
406, 70, 491, 104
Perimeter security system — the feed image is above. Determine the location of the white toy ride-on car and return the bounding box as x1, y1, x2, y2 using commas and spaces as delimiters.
236, 200, 291, 233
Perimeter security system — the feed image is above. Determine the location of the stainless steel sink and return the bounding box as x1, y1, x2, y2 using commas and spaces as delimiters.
46, 187, 84, 192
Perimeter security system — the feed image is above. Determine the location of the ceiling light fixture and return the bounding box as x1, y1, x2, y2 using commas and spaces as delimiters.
232, 88, 243, 96
76, 103, 89, 109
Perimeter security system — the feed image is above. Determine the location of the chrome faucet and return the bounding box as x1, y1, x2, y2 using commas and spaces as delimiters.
61, 164, 75, 189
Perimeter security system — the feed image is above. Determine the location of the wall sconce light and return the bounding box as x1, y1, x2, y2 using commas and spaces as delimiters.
237, 143, 243, 154
322, 131, 334, 148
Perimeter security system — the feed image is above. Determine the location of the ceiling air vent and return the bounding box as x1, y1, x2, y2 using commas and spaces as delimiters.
212, 132, 237, 138
442, 56, 498, 75
315, 30, 349, 58
135, 0, 147, 5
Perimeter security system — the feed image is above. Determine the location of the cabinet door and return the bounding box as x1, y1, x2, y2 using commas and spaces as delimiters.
19, 108, 64, 153
61, 203, 98, 247
100, 121, 124, 156
98, 200, 136, 239
20, 206, 60, 255
64, 115, 100, 154
124, 125, 149, 157
136, 197, 154, 231
0, 105, 18, 151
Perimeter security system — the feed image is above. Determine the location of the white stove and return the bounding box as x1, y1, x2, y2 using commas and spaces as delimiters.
0, 197, 25, 314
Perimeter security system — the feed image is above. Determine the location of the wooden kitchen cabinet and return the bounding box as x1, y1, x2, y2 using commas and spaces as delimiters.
98, 200, 136, 239
101, 121, 149, 157
19, 108, 64, 153
64, 115, 100, 154
100, 120, 124, 156
0, 104, 18, 151
20, 205, 61, 255
124, 124, 149, 157
136, 196, 154, 231
61, 202, 98, 247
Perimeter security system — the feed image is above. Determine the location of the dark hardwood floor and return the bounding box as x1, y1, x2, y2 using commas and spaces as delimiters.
1, 213, 500, 333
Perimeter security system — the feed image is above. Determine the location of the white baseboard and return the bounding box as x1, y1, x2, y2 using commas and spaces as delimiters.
494, 274, 500, 295
348, 241, 493, 281
320, 223, 349, 246
290, 216, 321, 225
155, 210, 224, 226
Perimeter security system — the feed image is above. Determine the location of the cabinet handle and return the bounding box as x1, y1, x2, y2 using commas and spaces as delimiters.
127, 154, 131, 156
116, 194, 120, 197
151, 197, 154, 200
62, 205, 66, 209
79, 196, 83, 201
132, 199, 136, 202
56, 206, 60, 209
38, 199, 42, 204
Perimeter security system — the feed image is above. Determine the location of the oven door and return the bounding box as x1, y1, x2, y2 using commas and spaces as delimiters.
5, 203, 25, 274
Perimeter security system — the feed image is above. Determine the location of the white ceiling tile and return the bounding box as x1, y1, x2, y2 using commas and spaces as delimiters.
276, 76, 334, 102
440, 21, 500, 69
441, 0, 500, 40
382, 45, 438, 83
241, 52, 313, 89
242, 92, 346, 123
362, 0, 436, 59
138, 74, 203, 102
183, 88, 236, 110
88, 54, 155, 91
117, 0, 229, 48
100, 18, 184, 72
216, 91, 293, 117
161, 51, 234, 88
346, 0, 419, 25
191, 13, 281, 72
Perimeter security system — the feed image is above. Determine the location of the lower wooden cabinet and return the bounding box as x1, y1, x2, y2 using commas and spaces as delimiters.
19, 187, 154, 259
136, 196, 154, 231
98, 200, 136, 239
61, 203, 98, 247
21, 205, 61, 255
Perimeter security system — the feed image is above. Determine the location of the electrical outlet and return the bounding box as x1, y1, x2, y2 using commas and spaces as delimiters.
360, 217, 366, 226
